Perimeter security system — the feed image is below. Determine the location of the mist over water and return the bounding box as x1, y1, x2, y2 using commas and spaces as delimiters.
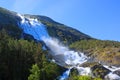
17, 13, 120, 80
18, 13, 88, 67
42, 37, 88, 67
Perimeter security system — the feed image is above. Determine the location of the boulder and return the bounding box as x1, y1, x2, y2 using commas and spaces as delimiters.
113, 69, 120, 76
91, 63, 111, 78
80, 62, 111, 79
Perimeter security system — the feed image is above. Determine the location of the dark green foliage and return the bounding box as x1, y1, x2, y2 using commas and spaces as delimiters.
28, 64, 40, 80
22, 33, 35, 41
0, 30, 42, 80
0, 7, 19, 26
0, 25, 22, 39
38, 53, 66, 80
0, 30, 66, 80
0, 8, 22, 39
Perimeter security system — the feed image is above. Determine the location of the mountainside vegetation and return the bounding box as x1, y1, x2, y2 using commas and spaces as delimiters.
0, 7, 19, 26
70, 39, 120, 66
0, 29, 66, 80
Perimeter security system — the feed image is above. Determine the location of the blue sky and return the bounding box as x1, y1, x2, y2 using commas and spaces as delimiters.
0, 0, 120, 41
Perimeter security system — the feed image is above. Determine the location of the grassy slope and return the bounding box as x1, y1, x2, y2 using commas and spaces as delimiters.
70, 39, 120, 66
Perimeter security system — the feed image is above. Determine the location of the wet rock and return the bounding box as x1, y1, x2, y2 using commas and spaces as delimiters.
113, 69, 120, 76
70, 68, 79, 76
80, 62, 99, 67
91, 63, 111, 79
80, 62, 111, 79
68, 68, 79, 80
105, 72, 120, 80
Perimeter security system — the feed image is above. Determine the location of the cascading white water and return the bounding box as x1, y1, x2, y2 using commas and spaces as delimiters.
103, 65, 120, 80
17, 14, 50, 40
42, 37, 88, 67
17, 13, 90, 79
59, 69, 71, 80
42, 37, 89, 80
17, 13, 120, 80
17, 13, 88, 67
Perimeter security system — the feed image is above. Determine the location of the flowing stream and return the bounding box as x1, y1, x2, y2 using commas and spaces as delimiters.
17, 13, 120, 80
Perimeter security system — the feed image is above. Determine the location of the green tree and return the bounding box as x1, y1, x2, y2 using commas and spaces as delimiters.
28, 64, 40, 80
0, 30, 43, 80
39, 53, 66, 80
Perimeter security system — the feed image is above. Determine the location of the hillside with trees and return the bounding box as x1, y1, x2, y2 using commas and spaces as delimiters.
0, 29, 65, 80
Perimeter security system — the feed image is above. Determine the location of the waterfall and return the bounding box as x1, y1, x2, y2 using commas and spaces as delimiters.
42, 37, 88, 67
17, 13, 50, 40
17, 13, 88, 65
104, 65, 120, 80
17, 13, 120, 80
59, 69, 71, 80
18, 14, 91, 80
17, 13, 90, 79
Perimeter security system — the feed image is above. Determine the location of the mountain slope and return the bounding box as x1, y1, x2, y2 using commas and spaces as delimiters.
25, 14, 92, 43
0, 7, 20, 25
0, 7, 92, 44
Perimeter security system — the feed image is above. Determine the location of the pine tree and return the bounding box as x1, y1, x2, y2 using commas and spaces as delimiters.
28, 64, 40, 80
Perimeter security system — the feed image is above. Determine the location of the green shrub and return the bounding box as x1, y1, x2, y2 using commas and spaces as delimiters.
73, 76, 102, 80
28, 64, 40, 80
